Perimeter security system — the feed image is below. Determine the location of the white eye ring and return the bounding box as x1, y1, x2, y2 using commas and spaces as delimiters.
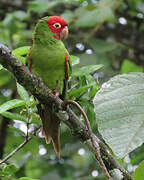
53, 23, 61, 28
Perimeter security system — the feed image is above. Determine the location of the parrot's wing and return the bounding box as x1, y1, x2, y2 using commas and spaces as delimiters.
65, 50, 72, 81
61, 51, 72, 99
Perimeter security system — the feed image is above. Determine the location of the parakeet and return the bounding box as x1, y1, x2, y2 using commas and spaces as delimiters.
27, 16, 71, 157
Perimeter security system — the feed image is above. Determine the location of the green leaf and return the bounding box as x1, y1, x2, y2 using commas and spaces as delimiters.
132, 160, 144, 180
69, 84, 92, 98
89, 85, 99, 99
75, 6, 115, 27
0, 99, 26, 114
0, 70, 12, 86
72, 64, 103, 77
14, 55, 26, 64
18, 177, 39, 180
0, 64, 3, 70
13, 11, 29, 20
121, 59, 143, 73
86, 102, 96, 125
28, 0, 49, 13
88, 39, 119, 53
0, 171, 9, 176
93, 72, 144, 158
3, 14, 17, 34
12, 46, 30, 63
131, 147, 144, 165
4, 164, 18, 174
77, 54, 100, 67
12, 46, 30, 56
1, 111, 27, 122
9, 126, 25, 136
86, 75, 99, 99
17, 83, 30, 106
61, 10, 74, 21
31, 119, 41, 124
28, 0, 60, 14
70, 55, 80, 66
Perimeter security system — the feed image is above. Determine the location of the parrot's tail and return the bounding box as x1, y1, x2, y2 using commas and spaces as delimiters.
38, 105, 60, 158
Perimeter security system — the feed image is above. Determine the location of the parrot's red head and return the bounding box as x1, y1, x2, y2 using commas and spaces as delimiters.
46, 16, 68, 40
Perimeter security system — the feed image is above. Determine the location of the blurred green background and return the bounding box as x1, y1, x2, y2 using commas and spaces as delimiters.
0, 0, 144, 179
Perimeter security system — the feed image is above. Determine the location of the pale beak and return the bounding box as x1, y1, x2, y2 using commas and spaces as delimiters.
60, 26, 69, 39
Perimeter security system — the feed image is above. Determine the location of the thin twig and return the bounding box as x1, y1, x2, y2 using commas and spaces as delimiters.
85, 23, 102, 41
63, 100, 111, 179
0, 137, 31, 165
26, 107, 31, 140
0, 128, 41, 165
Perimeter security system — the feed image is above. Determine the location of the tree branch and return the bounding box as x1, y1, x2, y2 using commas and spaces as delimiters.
0, 44, 133, 180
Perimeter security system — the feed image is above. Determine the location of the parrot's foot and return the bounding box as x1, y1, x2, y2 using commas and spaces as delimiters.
51, 89, 60, 113
53, 89, 60, 97
38, 77, 43, 84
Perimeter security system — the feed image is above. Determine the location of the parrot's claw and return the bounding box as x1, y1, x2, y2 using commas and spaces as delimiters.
38, 77, 43, 84
53, 89, 60, 97
51, 89, 60, 113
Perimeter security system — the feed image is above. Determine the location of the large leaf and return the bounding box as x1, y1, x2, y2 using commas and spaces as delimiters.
132, 160, 144, 180
0, 99, 26, 114
17, 83, 30, 106
93, 72, 144, 158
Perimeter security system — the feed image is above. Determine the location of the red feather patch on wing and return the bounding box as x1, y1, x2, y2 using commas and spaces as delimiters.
64, 51, 72, 81
65, 55, 69, 80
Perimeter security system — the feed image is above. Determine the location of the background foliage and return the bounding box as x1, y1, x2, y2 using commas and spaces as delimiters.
0, 0, 144, 179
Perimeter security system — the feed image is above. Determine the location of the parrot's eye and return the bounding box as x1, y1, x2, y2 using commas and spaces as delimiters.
53, 23, 61, 28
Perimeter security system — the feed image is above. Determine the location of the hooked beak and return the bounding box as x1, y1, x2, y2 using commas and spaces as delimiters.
60, 26, 69, 39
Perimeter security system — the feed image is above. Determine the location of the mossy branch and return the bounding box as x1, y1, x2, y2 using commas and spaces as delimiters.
0, 44, 133, 180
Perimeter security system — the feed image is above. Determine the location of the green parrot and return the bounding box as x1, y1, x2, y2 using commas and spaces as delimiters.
27, 16, 71, 157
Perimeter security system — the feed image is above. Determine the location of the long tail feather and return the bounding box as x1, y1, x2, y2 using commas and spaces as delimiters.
38, 104, 60, 156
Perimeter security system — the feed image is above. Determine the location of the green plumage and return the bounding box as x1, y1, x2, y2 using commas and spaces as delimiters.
30, 18, 68, 93
27, 16, 71, 156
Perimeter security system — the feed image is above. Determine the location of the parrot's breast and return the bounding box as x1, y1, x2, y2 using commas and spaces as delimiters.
30, 41, 66, 92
